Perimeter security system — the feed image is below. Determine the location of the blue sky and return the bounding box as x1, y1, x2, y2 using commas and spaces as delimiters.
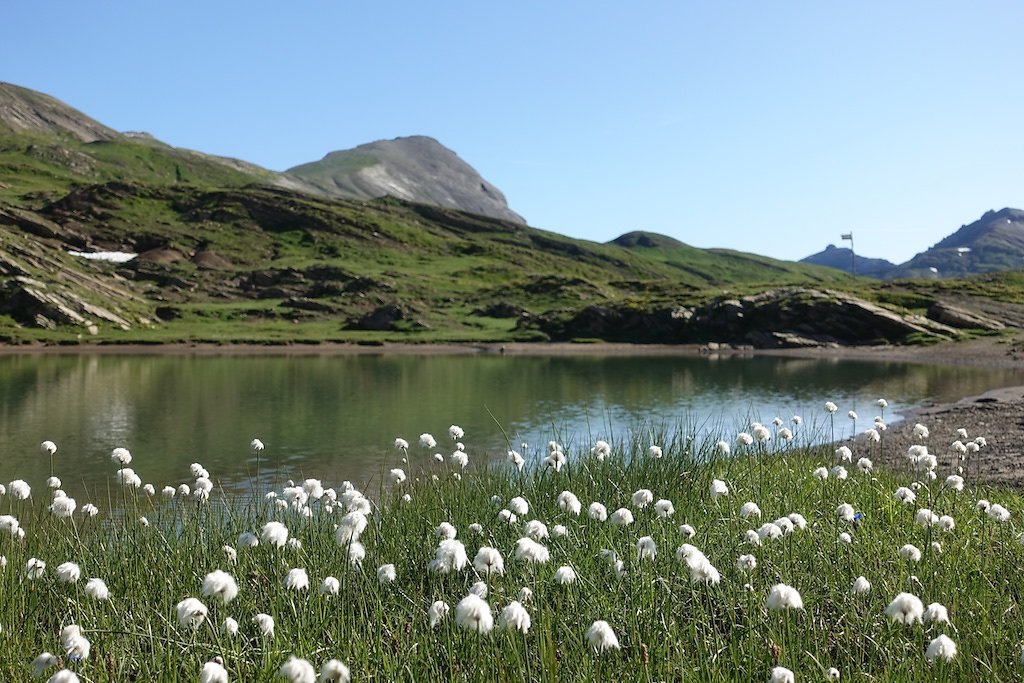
6, 2, 1022, 263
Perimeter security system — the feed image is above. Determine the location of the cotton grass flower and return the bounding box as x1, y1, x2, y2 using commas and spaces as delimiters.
899, 544, 922, 562
435, 522, 457, 539
85, 577, 110, 600
838, 532, 852, 545
717, 440, 731, 455
262, 521, 289, 548
591, 440, 612, 459
709, 479, 728, 500
923, 602, 950, 624
428, 600, 450, 628
609, 508, 634, 526
473, 547, 504, 576
885, 592, 924, 624
428, 539, 468, 573
524, 519, 548, 540
945, 475, 964, 491
556, 490, 582, 515
336, 512, 367, 545
223, 617, 239, 636
279, 656, 316, 683
893, 487, 916, 505
736, 554, 757, 572
513, 537, 550, 564
553, 565, 577, 584
60, 624, 90, 661
254, 613, 275, 638
585, 620, 620, 652
200, 658, 229, 683
499, 601, 531, 633
320, 576, 340, 596
377, 564, 397, 584
419, 433, 437, 449
740, 502, 762, 519
455, 594, 493, 634
769, 666, 795, 683
836, 503, 855, 521
56, 562, 81, 583
110, 447, 132, 465
588, 502, 608, 522
469, 580, 488, 598
508, 496, 529, 515
915, 508, 938, 527
757, 523, 783, 542
766, 583, 803, 610
238, 531, 259, 548
925, 634, 957, 663
857, 457, 873, 473
679, 523, 696, 538
637, 536, 657, 560
631, 488, 653, 508
852, 576, 871, 595
347, 542, 366, 567
202, 570, 239, 604
826, 668, 840, 681
10, 479, 31, 499
81, 502, 99, 517
32, 652, 59, 678
812, 466, 828, 480
988, 503, 1011, 522
320, 659, 351, 682
648, 445, 663, 458
25, 558, 45, 580
551, 524, 567, 538
175, 597, 209, 629
497, 509, 518, 525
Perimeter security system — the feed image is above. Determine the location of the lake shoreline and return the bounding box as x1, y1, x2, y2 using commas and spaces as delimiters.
0, 334, 1019, 365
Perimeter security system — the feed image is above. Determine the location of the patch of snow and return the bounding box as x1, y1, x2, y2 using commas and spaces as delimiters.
68, 250, 137, 263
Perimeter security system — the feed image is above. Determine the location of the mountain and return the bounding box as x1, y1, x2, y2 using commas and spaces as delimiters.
800, 244, 896, 278
890, 208, 1024, 278
287, 136, 525, 224
0, 81, 119, 142
0, 82, 1018, 347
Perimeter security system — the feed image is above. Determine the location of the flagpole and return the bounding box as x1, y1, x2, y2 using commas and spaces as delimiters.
841, 232, 855, 276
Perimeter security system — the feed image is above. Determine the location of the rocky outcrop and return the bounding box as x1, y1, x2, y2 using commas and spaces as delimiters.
927, 301, 1005, 331
520, 288, 964, 347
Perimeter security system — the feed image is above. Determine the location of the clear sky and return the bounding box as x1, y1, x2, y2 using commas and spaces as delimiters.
6, 1, 1022, 263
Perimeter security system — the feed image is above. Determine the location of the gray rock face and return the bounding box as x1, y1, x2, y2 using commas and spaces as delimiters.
287, 136, 525, 224
0, 82, 119, 142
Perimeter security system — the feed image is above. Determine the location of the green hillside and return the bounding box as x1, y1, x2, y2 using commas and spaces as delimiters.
0, 81, 1020, 347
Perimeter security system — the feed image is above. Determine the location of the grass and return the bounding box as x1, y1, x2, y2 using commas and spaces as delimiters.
1, 411, 1020, 681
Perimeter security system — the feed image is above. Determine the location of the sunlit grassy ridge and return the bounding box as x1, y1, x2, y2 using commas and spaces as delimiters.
1, 412, 1020, 681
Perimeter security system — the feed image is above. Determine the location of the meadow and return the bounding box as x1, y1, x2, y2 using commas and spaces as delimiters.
1, 404, 1020, 682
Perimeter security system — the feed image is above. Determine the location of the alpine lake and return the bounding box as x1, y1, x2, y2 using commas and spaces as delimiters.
1, 350, 1020, 501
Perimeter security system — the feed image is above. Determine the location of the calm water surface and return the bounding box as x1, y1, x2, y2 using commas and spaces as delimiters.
0, 353, 1018, 498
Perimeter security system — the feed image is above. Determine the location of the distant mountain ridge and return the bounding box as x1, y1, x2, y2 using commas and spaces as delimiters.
287, 136, 525, 224
891, 208, 1024, 278
798, 208, 1024, 279
800, 244, 897, 278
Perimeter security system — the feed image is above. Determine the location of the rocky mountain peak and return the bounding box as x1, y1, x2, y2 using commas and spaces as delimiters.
286, 135, 524, 224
